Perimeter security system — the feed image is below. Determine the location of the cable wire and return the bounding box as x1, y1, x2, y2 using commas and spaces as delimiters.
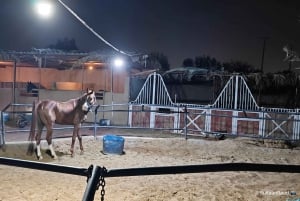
57, 0, 132, 56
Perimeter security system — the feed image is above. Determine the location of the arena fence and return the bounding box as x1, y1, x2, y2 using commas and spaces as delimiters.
1, 101, 300, 147
1, 73, 300, 145
1, 156, 300, 201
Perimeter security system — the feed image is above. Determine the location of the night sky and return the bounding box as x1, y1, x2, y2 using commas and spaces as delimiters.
0, 0, 300, 72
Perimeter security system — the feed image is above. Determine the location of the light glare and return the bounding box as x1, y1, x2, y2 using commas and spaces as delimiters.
114, 58, 124, 68
35, 1, 53, 18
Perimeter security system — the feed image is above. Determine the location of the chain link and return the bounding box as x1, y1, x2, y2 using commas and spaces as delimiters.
98, 167, 107, 201
85, 165, 107, 201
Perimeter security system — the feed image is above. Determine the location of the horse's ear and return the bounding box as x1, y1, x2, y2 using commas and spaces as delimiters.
86, 88, 94, 95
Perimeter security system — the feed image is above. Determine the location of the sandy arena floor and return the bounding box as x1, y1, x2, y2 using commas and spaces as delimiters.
0, 135, 300, 201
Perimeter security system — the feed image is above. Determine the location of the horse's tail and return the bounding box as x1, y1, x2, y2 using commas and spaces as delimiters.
27, 100, 37, 155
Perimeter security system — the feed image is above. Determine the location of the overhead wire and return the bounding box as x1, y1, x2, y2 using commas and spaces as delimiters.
57, 0, 132, 57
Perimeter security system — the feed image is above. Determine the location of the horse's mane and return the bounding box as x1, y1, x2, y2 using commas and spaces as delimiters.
61, 90, 94, 107
76, 90, 94, 104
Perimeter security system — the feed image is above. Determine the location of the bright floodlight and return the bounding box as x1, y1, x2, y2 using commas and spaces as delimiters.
114, 58, 124, 68
35, 1, 53, 18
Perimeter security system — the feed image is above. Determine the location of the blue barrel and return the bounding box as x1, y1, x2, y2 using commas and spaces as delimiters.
1, 113, 9, 123
99, 119, 111, 126
102, 135, 125, 155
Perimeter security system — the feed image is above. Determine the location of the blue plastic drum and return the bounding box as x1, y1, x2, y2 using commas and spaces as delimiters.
102, 135, 125, 155
1, 113, 9, 123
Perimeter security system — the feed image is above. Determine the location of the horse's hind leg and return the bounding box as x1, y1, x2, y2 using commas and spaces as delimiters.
35, 124, 44, 160
46, 125, 58, 159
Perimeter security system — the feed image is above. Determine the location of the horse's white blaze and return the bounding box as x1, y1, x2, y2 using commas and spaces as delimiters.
82, 102, 89, 111
49, 144, 58, 159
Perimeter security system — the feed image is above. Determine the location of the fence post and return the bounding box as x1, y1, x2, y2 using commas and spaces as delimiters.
293, 109, 300, 140
205, 108, 211, 133
259, 107, 265, 137
232, 110, 238, 135
0, 111, 4, 146
128, 104, 133, 127
93, 106, 100, 139
82, 165, 105, 201
184, 106, 188, 140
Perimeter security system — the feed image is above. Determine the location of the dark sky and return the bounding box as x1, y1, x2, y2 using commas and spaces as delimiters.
0, 0, 300, 72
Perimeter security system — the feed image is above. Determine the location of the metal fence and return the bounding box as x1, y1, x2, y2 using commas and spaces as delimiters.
1, 156, 300, 201
1, 102, 300, 146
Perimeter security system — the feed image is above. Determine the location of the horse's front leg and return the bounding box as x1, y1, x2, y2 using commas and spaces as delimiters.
71, 124, 83, 157
77, 123, 84, 155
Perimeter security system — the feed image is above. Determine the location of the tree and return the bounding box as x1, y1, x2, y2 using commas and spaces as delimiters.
147, 52, 170, 72
195, 55, 222, 69
222, 60, 255, 73
182, 58, 194, 67
48, 37, 79, 51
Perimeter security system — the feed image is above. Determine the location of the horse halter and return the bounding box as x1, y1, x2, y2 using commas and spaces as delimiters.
82, 91, 96, 114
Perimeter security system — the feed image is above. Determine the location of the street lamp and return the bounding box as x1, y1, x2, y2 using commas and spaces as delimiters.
111, 58, 125, 120
35, 1, 53, 18
114, 58, 124, 69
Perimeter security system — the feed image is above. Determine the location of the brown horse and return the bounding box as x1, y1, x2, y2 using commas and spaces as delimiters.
28, 89, 97, 160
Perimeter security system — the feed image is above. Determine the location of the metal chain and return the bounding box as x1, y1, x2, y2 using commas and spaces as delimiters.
98, 167, 107, 201
85, 165, 107, 201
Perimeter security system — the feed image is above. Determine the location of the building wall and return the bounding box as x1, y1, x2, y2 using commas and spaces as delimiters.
0, 65, 131, 125
0, 78, 130, 122
0, 66, 127, 93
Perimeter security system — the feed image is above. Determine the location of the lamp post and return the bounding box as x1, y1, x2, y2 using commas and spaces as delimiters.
111, 58, 124, 121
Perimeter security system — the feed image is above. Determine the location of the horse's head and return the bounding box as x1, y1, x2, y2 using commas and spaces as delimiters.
82, 89, 97, 113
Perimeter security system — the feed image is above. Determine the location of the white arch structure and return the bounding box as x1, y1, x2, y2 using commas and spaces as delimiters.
129, 72, 300, 140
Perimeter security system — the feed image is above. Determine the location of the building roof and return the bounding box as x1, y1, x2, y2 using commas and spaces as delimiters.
0, 49, 128, 70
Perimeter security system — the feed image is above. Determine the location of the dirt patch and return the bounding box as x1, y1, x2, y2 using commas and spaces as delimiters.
0, 136, 300, 201
0, 142, 64, 162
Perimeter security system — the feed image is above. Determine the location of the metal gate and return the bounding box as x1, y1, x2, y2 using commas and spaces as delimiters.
129, 73, 300, 140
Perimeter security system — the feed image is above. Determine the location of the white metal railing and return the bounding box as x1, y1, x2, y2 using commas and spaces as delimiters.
132, 72, 174, 106
212, 75, 259, 110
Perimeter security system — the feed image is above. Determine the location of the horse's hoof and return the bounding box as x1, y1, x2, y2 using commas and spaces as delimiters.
52, 155, 58, 159
38, 156, 43, 160
80, 150, 84, 155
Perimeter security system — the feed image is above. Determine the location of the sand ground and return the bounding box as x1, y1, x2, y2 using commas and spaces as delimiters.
0, 135, 300, 201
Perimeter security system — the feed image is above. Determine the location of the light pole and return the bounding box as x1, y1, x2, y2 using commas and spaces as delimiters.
111, 58, 124, 120
258, 37, 268, 105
